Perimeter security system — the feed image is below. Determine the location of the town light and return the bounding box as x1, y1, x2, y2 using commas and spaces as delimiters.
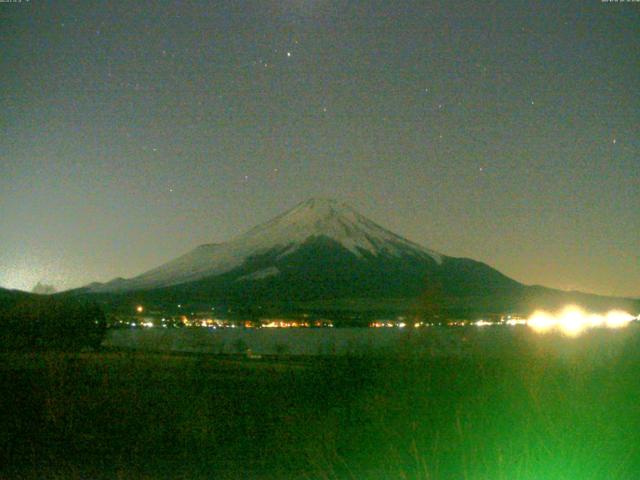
527, 305, 635, 336
527, 310, 557, 334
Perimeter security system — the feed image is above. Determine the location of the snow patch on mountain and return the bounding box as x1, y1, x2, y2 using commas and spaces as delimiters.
237, 267, 280, 282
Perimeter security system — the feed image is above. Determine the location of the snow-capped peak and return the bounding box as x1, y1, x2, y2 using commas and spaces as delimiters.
243, 198, 441, 261
90, 198, 442, 292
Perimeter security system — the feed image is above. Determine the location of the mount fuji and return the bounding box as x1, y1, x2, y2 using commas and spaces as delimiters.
78, 199, 637, 316
90, 198, 447, 292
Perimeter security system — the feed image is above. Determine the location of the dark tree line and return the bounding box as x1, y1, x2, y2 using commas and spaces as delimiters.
0, 294, 106, 351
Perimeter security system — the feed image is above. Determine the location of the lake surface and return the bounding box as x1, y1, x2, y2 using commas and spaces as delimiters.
104, 324, 639, 357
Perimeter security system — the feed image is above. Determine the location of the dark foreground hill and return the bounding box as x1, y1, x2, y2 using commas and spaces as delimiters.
0, 288, 106, 351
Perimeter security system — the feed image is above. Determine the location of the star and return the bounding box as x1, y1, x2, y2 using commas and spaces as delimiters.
612, 138, 617, 144
287, 52, 292, 57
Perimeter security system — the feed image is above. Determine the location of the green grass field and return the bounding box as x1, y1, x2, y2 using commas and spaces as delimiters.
1, 328, 639, 479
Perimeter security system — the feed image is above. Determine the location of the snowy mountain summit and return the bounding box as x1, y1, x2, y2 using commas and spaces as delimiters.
89, 198, 443, 292
242, 198, 442, 261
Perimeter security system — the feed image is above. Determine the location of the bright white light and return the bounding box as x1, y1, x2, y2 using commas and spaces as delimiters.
557, 306, 587, 337
527, 306, 636, 337
587, 313, 604, 328
474, 320, 492, 327
605, 310, 635, 329
527, 310, 557, 333
506, 319, 526, 326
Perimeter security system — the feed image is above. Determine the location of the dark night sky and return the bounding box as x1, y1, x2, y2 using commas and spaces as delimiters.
1, 0, 638, 297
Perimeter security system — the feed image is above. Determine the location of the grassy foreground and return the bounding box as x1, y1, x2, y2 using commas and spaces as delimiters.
1, 329, 639, 479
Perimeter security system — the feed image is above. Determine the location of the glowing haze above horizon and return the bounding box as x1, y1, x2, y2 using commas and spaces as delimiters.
1, 1, 638, 297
